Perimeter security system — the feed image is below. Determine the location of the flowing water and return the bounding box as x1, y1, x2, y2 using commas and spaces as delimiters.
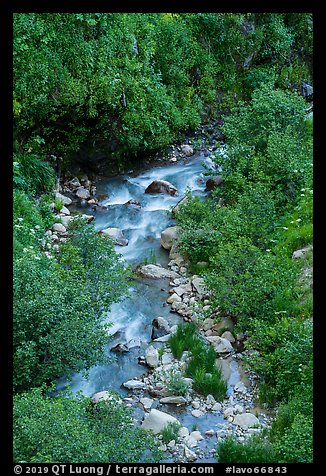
55, 152, 263, 462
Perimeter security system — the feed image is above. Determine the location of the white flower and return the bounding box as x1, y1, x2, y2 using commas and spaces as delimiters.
283, 227, 288, 230
300, 194, 305, 197
17, 217, 23, 222
296, 219, 302, 222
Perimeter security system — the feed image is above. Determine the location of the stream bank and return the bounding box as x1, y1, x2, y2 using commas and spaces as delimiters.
49, 141, 273, 463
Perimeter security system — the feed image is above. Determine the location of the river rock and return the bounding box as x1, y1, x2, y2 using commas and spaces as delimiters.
68, 177, 81, 190
123, 379, 146, 390
192, 277, 208, 299
76, 186, 91, 200
91, 391, 120, 404
125, 198, 141, 208
55, 192, 72, 206
292, 245, 312, 259
212, 402, 222, 412
137, 264, 180, 279
205, 175, 224, 191
160, 396, 187, 405
151, 316, 171, 340
110, 343, 129, 353
145, 346, 159, 368
191, 409, 205, 418
145, 180, 178, 196
141, 409, 179, 434
52, 223, 67, 234
190, 430, 204, 442
101, 227, 128, 246
221, 330, 236, 343
178, 426, 189, 439
140, 397, 154, 411
233, 413, 260, 430
60, 215, 73, 228
59, 205, 71, 215
171, 196, 189, 216
181, 144, 194, 157
206, 335, 234, 354
160, 226, 180, 250
167, 293, 182, 304
184, 445, 197, 462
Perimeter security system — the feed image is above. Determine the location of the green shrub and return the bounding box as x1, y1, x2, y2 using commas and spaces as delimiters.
161, 421, 182, 443
13, 388, 162, 463
168, 322, 201, 359
165, 369, 189, 397
216, 435, 277, 463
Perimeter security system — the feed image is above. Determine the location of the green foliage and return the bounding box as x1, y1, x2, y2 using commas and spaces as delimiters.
13, 216, 130, 392
13, 13, 312, 166
216, 435, 277, 463
13, 152, 56, 195
247, 318, 313, 404
165, 369, 189, 397
161, 421, 182, 444
13, 388, 162, 463
168, 322, 201, 359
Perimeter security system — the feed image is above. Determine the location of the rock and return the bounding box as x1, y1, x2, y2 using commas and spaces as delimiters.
125, 198, 141, 207
87, 198, 97, 205
301, 81, 313, 100
192, 277, 208, 299
101, 227, 128, 246
181, 144, 194, 157
137, 264, 180, 280
68, 177, 81, 189
206, 394, 216, 406
52, 223, 67, 234
60, 206, 70, 215
221, 331, 236, 343
123, 379, 146, 390
292, 245, 313, 259
191, 409, 204, 418
145, 346, 159, 368
140, 397, 154, 411
167, 293, 182, 304
55, 192, 72, 206
160, 226, 180, 250
60, 215, 73, 228
161, 353, 174, 365
76, 186, 91, 200
110, 343, 129, 353
178, 427, 190, 439
216, 357, 232, 381
205, 429, 215, 437
141, 409, 179, 434
81, 214, 95, 223
212, 402, 222, 412
205, 175, 224, 191
202, 318, 215, 331
185, 436, 198, 448
91, 391, 119, 404
151, 316, 171, 340
145, 180, 178, 196
189, 430, 204, 441
234, 404, 245, 414
184, 445, 197, 462
160, 396, 187, 405
206, 336, 234, 354
213, 316, 235, 334
234, 381, 247, 394
233, 413, 260, 430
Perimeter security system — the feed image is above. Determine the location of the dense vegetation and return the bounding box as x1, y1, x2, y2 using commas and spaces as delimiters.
175, 84, 313, 462
13, 12, 313, 463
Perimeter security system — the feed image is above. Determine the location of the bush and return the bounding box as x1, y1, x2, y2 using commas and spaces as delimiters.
216, 435, 277, 463
161, 421, 182, 444
165, 369, 189, 397
14, 388, 162, 463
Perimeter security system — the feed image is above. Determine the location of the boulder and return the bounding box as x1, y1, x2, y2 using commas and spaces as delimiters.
233, 413, 260, 430
60, 215, 73, 228
184, 445, 197, 462
171, 196, 188, 216
52, 223, 67, 234
221, 331, 236, 343
55, 192, 72, 206
151, 317, 171, 340
206, 335, 234, 354
181, 144, 194, 157
145, 180, 178, 196
137, 264, 180, 280
110, 343, 129, 353
145, 345, 159, 368
76, 186, 91, 200
205, 175, 224, 192
125, 199, 141, 207
68, 177, 81, 190
123, 379, 146, 390
141, 409, 179, 434
160, 396, 187, 405
292, 245, 312, 259
60, 206, 71, 216
160, 226, 180, 251
192, 277, 208, 299
140, 397, 154, 411
101, 227, 128, 246
91, 391, 120, 405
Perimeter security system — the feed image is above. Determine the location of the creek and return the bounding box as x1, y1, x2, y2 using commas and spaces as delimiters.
55, 151, 269, 462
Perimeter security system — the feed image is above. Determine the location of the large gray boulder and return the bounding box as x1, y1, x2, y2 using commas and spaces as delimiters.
55, 192, 72, 206
76, 186, 91, 200
123, 379, 146, 390
160, 226, 180, 251
145, 180, 178, 196
233, 413, 260, 430
141, 409, 179, 434
137, 264, 180, 280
